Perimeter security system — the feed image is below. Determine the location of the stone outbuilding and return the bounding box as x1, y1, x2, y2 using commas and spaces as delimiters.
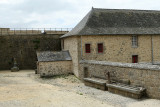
37, 51, 72, 77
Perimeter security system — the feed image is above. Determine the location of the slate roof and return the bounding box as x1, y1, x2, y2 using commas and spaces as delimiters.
37, 51, 72, 62
61, 8, 160, 38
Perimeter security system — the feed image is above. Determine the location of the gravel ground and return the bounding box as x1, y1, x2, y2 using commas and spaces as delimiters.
0, 70, 160, 107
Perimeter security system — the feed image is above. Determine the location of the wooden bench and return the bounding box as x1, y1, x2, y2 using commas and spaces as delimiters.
83, 77, 107, 91
107, 83, 146, 99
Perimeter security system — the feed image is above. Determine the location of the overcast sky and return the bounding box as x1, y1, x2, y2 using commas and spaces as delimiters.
0, 0, 160, 29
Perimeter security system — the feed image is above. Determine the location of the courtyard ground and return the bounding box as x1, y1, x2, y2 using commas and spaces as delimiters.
0, 70, 159, 107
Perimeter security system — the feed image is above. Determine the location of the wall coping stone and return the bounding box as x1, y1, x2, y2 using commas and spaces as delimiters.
84, 78, 107, 85
80, 60, 160, 71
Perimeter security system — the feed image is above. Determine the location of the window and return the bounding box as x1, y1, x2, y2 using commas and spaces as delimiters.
85, 44, 91, 53
132, 55, 138, 63
98, 43, 103, 53
132, 35, 138, 47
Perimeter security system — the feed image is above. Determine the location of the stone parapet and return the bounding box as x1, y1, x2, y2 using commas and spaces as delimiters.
80, 60, 160, 71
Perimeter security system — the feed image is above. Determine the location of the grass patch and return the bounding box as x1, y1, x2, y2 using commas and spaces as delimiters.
76, 92, 83, 95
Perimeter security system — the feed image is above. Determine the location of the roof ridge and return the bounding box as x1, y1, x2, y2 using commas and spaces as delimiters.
61, 8, 160, 38
93, 8, 160, 12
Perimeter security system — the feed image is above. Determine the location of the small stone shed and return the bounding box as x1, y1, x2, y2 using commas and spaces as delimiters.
37, 51, 72, 77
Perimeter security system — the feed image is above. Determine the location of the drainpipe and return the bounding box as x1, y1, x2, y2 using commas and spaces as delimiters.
151, 35, 154, 64
81, 35, 83, 60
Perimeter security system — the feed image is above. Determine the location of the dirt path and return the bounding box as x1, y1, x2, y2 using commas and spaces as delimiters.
0, 70, 159, 107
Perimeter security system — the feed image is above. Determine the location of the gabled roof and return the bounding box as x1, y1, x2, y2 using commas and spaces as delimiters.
61, 8, 160, 38
37, 51, 72, 62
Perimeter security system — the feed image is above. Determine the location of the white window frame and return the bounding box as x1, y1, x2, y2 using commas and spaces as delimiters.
132, 35, 138, 47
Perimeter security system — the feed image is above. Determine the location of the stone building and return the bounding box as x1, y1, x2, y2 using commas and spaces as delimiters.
60, 8, 160, 99
61, 8, 160, 77
37, 51, 72, 77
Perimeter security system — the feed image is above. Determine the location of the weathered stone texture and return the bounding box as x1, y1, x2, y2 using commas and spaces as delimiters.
81, 35, 153, 63
80, 60, 160, 99
63, 36, 80, 77
153, 35, 160, 63
0, 34, 61, 70
84, 80, 107, 91
37, 61, 72, 77
63, 35, 160, 78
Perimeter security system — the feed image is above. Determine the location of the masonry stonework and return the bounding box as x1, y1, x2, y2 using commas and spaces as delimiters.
81, 35, 155, 63
63, 36, 81, 77
0, 34, 62, 70
80, 60, 160, 99
63, 35, 160, 78
153, 35, 160, 63
37, 61, 72, 77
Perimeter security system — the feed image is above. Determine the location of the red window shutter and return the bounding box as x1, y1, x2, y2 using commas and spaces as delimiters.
98, 43, 103, 53
132, 55, 138, 63
85, 44, 91, 53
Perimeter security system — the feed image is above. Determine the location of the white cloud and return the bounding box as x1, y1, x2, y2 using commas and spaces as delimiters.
0, 0, 160, 28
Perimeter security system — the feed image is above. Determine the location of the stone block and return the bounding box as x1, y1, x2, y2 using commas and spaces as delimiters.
107, 83, 146, 99
84, 77, 107, 91
11, 67, 19, 72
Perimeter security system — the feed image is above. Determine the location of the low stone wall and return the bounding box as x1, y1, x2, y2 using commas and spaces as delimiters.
37, 61, 72, 77
80, 60, 160, 99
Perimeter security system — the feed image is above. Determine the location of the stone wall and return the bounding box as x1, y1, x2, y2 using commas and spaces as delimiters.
81, 35, 160, 63
37, 61, 72, 77
80, 60, 160, 99
153, 35, 160, 63
63, 34, 160, 78
0, 34, 62, 70
63, 36, 81, 77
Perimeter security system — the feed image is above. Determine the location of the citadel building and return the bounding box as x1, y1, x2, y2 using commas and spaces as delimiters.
37, 8, 160, 99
